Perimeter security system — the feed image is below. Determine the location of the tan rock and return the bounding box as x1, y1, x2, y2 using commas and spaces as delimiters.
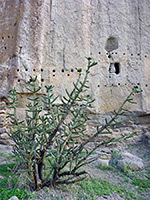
109, 151, 144, 171
0, 123, 6, 128
0, 115, 6, 122
1, 0, 150, 147
0, 133, 15, 145
0, 128, 7, 134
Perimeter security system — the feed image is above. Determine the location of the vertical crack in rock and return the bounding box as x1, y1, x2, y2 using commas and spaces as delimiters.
137, 1, 142, 59
63, 46, 66, 71
50, 0, 53, 22
107, 0, 112, 34
90, 0, 93, 57
137, 0, 145, 112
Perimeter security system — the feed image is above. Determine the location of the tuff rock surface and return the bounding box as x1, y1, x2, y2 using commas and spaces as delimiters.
1, 0, 150, 145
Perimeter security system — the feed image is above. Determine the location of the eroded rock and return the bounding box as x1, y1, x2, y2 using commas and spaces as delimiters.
109, 151, 144, 171
0, 133, 15, 146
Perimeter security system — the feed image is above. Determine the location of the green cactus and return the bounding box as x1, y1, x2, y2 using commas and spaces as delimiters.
6, 58, 142, 190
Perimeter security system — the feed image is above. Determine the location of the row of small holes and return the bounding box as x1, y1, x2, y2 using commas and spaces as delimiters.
99, 83, 148, 87
17, 69, 74, 72
53, 74, 70, 77
16, 78, 149, 87
2, 35, 14, 50
1, 36, 14, 40
99, 52, 147, 57
18, 78, 45, 82
55, 69, 74, 73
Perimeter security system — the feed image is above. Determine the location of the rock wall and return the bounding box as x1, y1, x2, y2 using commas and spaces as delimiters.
1, 0, 150, 144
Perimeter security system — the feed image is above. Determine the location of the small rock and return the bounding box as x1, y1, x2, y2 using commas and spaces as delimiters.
88, 153, 111, 167
0, 144, 13, 153
8, 196, 19, 200
109, 151, 144, 171
0, 133, 15, 145
143, 130, 150, 144
0, 123, 5, 128
0, 115, 6, 122
0, 128, 7, 134
96, 158, 110, 166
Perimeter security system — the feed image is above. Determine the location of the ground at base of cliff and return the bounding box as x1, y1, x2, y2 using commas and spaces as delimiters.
0, 142, 150, 200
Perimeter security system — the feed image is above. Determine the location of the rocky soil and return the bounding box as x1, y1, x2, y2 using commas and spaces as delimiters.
1, 140, 149, 200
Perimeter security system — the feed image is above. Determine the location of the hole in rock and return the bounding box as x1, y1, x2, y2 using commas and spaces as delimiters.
62, 69, 64, 72
109, 63, 120, 75
114, 63, 120, 74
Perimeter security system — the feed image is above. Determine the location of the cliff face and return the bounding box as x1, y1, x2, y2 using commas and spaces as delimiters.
1, 0, 150, 118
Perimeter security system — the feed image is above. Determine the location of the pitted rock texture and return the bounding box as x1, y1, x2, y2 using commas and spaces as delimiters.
1, 0, 150, 137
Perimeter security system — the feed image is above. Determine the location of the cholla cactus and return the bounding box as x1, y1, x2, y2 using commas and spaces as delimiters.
7, 57, 142, 190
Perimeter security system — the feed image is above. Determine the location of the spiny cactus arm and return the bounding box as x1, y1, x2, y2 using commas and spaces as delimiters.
75, 131, 137, 169
73, 86, 142, 155
7, 88, 20, 124
44, 58, 97, 150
